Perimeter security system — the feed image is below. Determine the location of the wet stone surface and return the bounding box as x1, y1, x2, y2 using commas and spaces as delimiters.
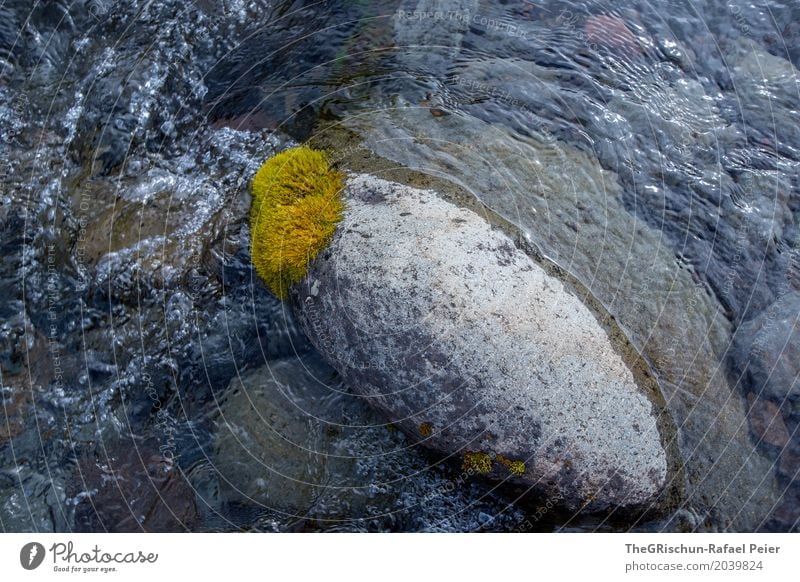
292, 174, 678, 515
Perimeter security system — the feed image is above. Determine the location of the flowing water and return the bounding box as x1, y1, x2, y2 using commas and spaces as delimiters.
1, 0, 798, 531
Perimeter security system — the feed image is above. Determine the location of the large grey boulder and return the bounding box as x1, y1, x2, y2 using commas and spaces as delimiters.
290, 174, 679, 513
340, 93, 781, 530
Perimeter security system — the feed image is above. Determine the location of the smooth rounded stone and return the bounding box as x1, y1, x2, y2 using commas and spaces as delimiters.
290, 174, 678, 513
213, 357, 356, 517
735, 291, 800, 402
337, 104, 780, 529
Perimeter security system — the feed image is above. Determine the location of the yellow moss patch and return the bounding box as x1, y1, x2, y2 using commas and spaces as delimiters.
250, 146, 344, 299
462, 451, 493, 474
497, 454, 526, 476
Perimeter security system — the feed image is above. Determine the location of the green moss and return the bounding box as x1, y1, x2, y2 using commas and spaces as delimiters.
250, 146, 344, 299
462, 451, 492, 474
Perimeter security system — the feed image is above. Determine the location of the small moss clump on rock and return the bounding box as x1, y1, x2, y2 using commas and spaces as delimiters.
250, 146, 344, 299
497, 454, 526, 476
462, 451, 493, 474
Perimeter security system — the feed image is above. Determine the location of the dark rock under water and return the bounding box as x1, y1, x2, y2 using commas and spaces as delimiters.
0, 0, 798, 531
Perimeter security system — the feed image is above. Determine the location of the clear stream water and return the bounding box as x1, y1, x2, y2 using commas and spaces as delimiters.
0, 0, 798, 531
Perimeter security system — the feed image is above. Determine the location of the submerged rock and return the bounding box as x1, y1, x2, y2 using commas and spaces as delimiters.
583, 14, 642, 55
290, 174, 679, 514
213, 357, 351, 518
746, 394, 790, 449
212, 355, 527, 531
735, 291, 800, 402
393, 0, 480, 76
72, 439, 198, 533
